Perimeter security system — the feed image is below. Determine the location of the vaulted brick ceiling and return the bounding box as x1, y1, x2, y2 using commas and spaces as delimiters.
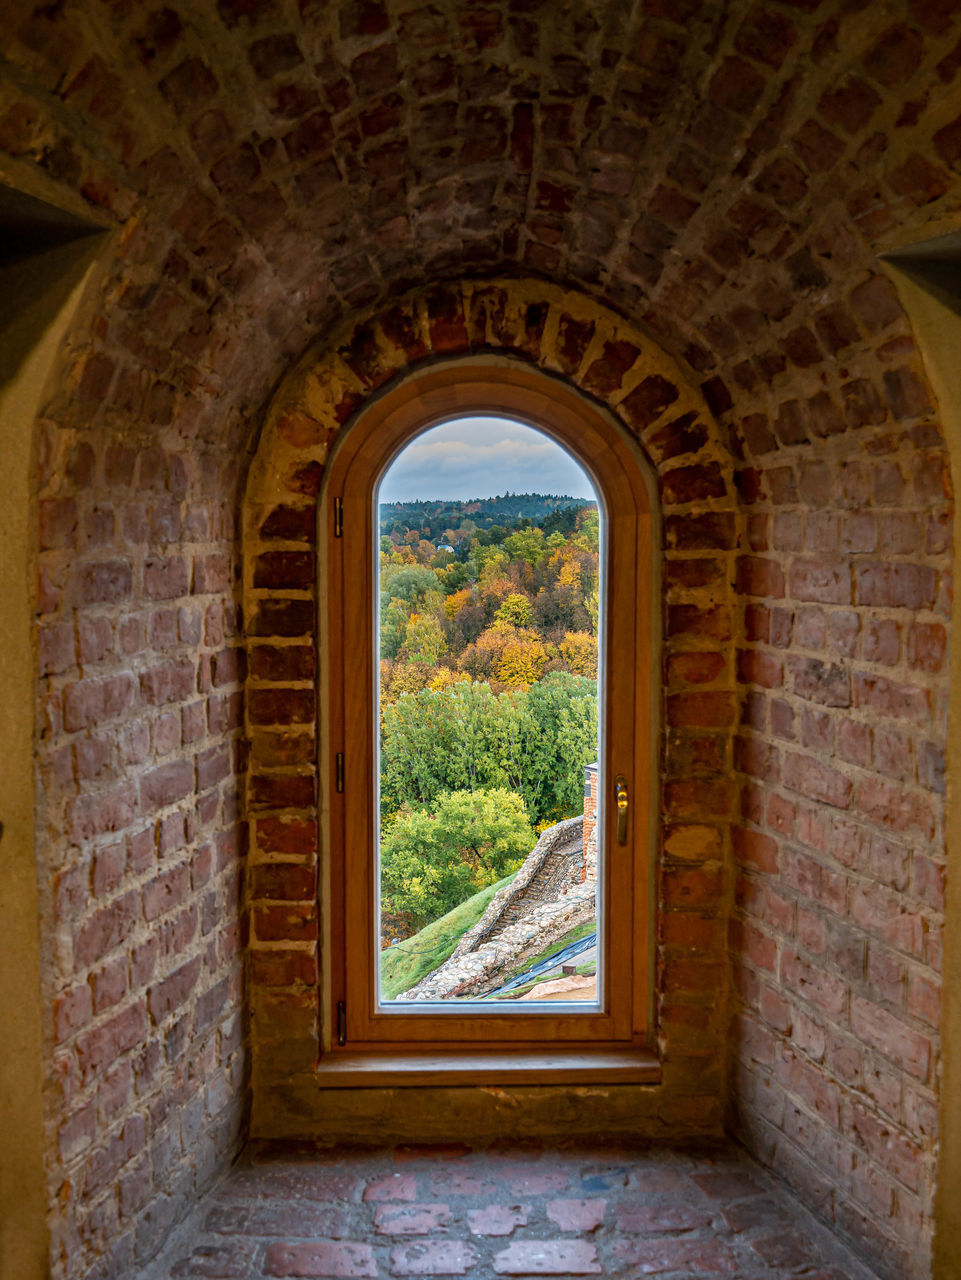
5, 0, 959, 455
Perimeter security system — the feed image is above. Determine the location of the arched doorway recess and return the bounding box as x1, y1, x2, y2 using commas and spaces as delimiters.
243, 279, 737, 1143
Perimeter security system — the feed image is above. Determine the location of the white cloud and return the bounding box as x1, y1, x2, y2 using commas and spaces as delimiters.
378, 416, 596, 502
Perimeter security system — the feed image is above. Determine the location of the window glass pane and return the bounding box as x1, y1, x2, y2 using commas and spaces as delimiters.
375, 416, 604, 1009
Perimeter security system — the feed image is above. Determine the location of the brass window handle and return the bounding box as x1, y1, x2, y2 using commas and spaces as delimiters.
614, 775, 629, 845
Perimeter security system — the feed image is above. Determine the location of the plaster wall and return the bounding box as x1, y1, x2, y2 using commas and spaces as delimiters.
878, 268, 961, 1280
0, 231, 104, 1280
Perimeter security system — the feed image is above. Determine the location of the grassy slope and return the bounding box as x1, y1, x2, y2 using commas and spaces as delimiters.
379, 871, 518, 999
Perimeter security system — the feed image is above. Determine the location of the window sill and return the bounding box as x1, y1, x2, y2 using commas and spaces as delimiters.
313, 1047, 661, 1088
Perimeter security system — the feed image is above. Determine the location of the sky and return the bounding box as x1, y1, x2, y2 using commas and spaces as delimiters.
378, 416, 596, 503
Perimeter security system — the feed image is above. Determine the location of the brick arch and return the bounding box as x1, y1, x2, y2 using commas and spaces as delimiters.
243, 277, 740, 1138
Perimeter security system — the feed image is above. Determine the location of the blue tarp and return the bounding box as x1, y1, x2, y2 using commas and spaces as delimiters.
490, 930, 597, 994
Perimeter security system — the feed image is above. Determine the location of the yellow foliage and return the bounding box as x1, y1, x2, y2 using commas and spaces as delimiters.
428, 667, 472, 692
557, 554, 581, 590
444, 587, 473, 620
497, 636, 549, 689
559, 630, 598, 677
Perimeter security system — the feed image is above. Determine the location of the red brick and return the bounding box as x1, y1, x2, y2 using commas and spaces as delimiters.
853, 672, 929, 724
857, 778, 932, 836
733, 827, 778, 873
660, 462, 726, 505
855, 563, 937, 609
74, 891, 141, 967
546, 1199, 606, 1231
143, 864, 191, 921
734, 6, 797, 68
195, 552, 232, 593
667, 651, 726, 685
611, 1239, 736, 1273
142, 760, 194, 810
789, 560, 851, 604
255, 816, 318, 856
363, 1172, 417, 1202
264, 1242, 377, 1277
250, 599, 315, 637
909, 972, 941, 1029
883, 367, 933, 418
666, 691, 735, 729
389, 1242, 477, 1275
64, 674, 137, 731
818, 75, 881, 134
76, 1001, 147, 1084
850, 998, 931, 1082
737, 556, 785, 599
468, 1205, 529, 1236
780, 950, 847, 1019
582, 340, 641, 396
198, 744, 231, 790
148, 955, 202, 1023
261, 505, 316, 542
782, 753, 852, 808
144, 555, 189, 599
374, 1204, 451, 1235
663, 866, 724, 907
83, 1113, 146, 1196
737, 649, 782, 687
664, 512, 736, 550
790, 658, 850, 707
141, 659, 195, 705
254, 904, 318, 942
709, 56, 766, 115
55, 983, 94, 1042
249, 688, 316, 726
250, 950, 317, 987
493, 1241, 601, 1275
615, 1199, 711, 1232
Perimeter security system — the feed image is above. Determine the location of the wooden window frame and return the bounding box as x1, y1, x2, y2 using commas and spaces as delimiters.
319, 358, 657, 1071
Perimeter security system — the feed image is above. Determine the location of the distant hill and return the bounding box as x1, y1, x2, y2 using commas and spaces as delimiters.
379, 493, 596, 542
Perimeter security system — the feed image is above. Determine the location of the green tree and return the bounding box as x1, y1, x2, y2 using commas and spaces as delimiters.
381, 563, 440, 607
404, 612, 447, 664
524, 671, 599, 821
380, 682, 505, 815
379, 675, 597, 827
574, 507, 600, 553
504, 526, 546, 568
380, 598, 410, 661
495, 592, 533, 627
380, 789, 534, 930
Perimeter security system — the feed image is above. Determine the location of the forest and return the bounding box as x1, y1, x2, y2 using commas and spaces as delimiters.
377, 495, 601, 945
379, 491, 598, 545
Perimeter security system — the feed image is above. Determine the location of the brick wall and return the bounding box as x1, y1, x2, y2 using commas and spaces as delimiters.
244, 278, 738, 1138
728, 386, 948, 1277
0, 1, 958, 1277
694, 15, 956, 1278
36, 410, 249, 1277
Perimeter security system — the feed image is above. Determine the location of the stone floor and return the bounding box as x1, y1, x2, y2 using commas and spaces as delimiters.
146, 1141, 881, 1279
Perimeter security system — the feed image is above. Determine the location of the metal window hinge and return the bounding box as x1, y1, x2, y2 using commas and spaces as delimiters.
335, 752, 345, 793
333, 496, 343, 538
337, 1000, 347, 1046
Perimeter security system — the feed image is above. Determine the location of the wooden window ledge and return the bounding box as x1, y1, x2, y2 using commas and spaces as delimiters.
313, 1048, 661, 1088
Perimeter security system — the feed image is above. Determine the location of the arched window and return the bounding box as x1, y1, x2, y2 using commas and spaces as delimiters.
320, 359, 658, 1075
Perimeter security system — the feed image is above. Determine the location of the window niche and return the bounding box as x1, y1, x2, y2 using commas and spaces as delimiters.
243, 280, 734, 1140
